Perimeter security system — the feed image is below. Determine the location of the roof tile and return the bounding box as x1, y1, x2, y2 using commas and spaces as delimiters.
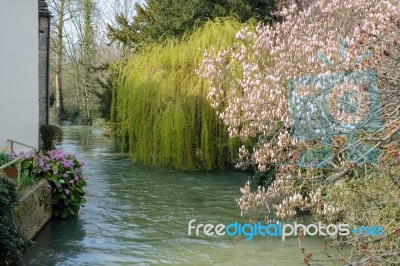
39, 0, 51, 17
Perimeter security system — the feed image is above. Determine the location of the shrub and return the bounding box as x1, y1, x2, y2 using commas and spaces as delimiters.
0, 151, 12, 166
35, 150, 86, 218
40, 124, 63, 151
320, 171, 400, 264
8, 150, 37, 187
62, 104, 81, 122
0, 173, 30, 265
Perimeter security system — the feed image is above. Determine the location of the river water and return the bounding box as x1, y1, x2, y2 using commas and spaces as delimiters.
22, 126, 329, 265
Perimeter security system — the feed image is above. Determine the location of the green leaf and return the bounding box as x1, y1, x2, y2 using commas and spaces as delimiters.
51, 165, 58, 172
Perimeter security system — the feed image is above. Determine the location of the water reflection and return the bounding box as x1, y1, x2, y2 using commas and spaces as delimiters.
23, 218, 85, 265
23, 126, 329, 265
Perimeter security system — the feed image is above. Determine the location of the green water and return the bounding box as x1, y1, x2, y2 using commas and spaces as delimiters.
22, 126, 330, 265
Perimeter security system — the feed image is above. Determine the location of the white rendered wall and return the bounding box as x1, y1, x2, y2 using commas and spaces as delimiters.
0, 2, 39, 150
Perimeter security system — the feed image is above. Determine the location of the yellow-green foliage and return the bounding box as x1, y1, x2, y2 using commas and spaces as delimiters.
112, 19, 249, 170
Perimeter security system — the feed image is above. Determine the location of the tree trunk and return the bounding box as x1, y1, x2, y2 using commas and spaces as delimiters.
55, 0, 66, 119
80, 0, 96, 124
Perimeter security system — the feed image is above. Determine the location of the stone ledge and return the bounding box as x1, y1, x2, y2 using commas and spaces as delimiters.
15, 179, 52, 239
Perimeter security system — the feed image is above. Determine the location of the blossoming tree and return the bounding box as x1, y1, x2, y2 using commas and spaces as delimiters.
198, 0, 400, 264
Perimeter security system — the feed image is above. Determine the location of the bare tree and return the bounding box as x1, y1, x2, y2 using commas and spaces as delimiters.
49, 0, 70, 119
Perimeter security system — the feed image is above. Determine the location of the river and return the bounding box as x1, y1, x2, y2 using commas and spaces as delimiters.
22, 125, 330, 265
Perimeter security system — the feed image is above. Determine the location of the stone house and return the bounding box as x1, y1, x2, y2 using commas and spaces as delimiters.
0, 1, 51, 150
39, 0, 51, 128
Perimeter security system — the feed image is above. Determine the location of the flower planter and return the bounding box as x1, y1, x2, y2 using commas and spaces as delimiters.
1, 166, 18, 179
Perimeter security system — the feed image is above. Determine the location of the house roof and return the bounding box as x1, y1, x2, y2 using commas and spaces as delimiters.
39, 0, 51, 17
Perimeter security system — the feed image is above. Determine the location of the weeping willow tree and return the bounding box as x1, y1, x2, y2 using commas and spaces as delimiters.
111, 19, 250, 170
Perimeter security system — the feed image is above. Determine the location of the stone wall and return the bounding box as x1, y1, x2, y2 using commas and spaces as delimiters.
16, 180, 52, 239
38, 1, 51, 148
38, 16, 49, 128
